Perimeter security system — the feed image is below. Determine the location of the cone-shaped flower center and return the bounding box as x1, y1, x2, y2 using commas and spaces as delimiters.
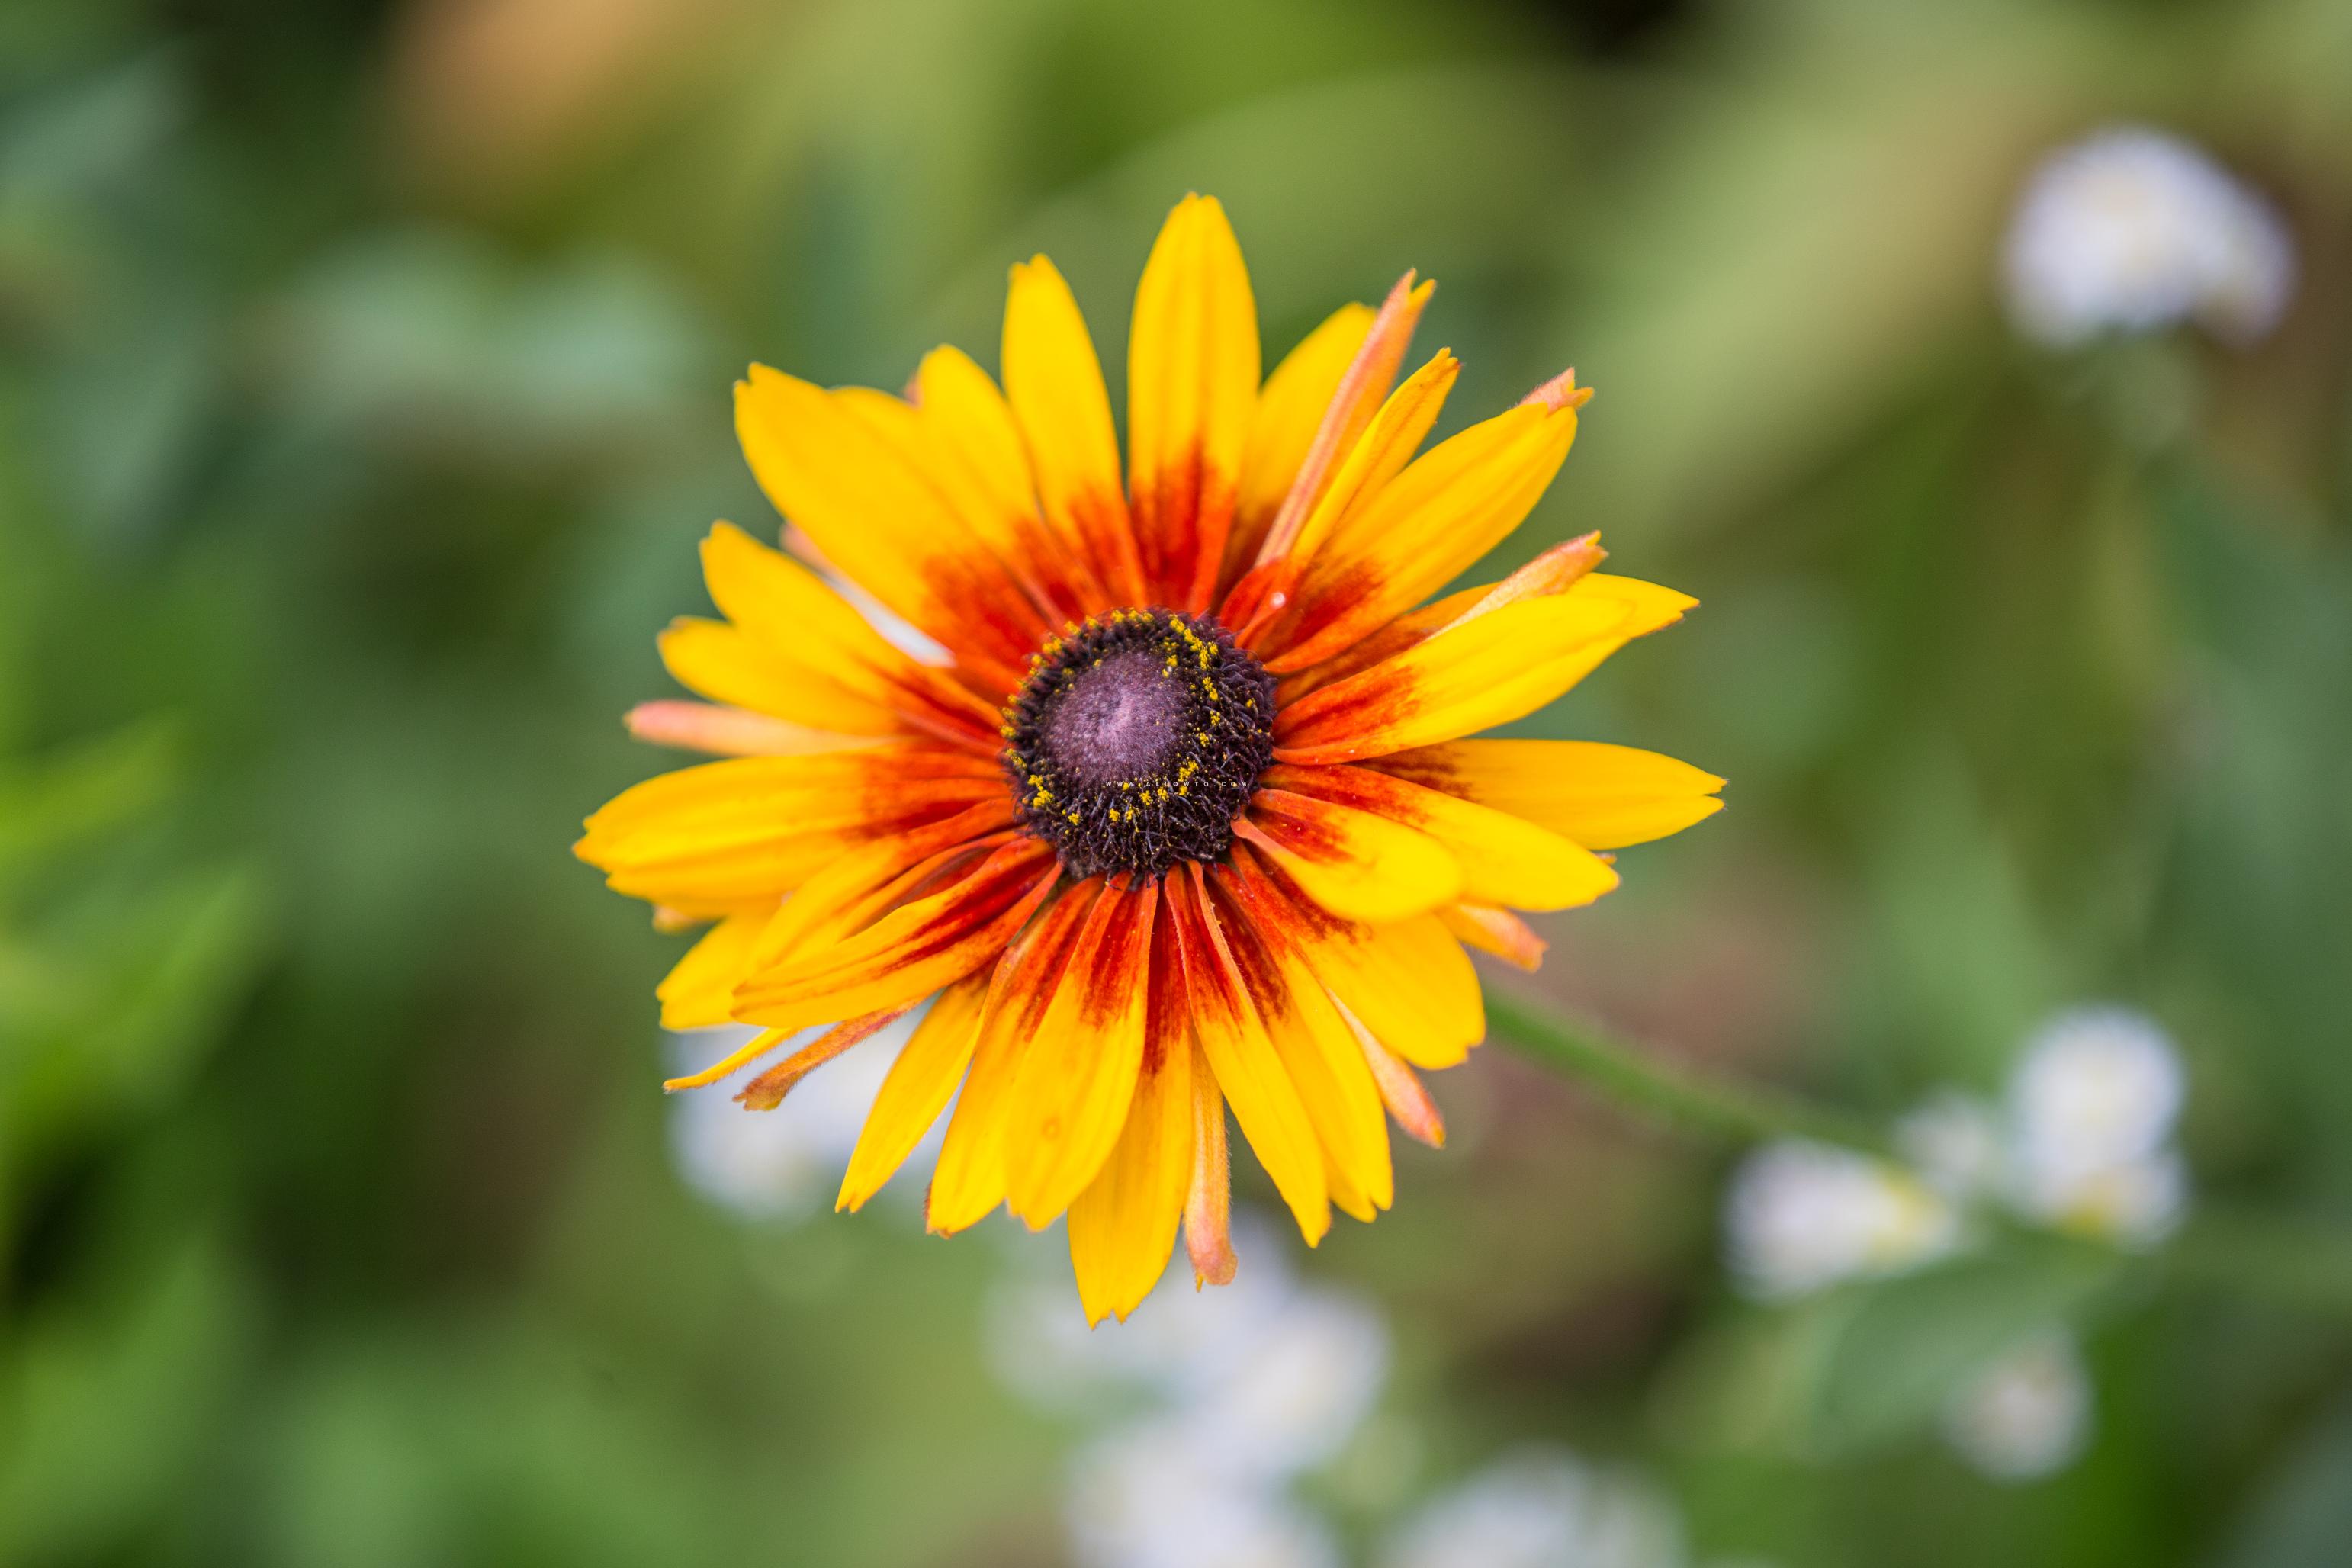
1002, 609, 1276, 879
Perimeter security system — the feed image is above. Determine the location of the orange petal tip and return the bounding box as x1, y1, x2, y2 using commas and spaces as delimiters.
1520, 368, 1592, 413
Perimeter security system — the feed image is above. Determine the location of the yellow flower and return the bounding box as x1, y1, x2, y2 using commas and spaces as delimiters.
577, 194, 1723, 1324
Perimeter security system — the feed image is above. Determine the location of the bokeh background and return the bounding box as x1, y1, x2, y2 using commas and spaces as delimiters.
5, 0, 2351, 1563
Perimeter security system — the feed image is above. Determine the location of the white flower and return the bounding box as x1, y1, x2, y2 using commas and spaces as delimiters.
2003, 127, 2293, 347
991, 1206, 1389, 1475
1722, 1140, 1959, 1300
1171, 1287, 1390, 1478
2015, 1145, 2189, 1246
1381, 1448, 1684, 1568
1940, 1331, 2093, 1482
2006, 1008, 2190, 1244
1897, 1092, 2008, 1200
665, 1014, 927, 1219
985, 1210, 1300, 1412
2010, 1007, 2184, 1171
1065, 1420, 1342, 1568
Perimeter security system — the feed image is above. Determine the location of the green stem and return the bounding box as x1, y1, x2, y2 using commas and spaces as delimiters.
2150, 1206, 2352, 1318
1485, 989, 1891, 1155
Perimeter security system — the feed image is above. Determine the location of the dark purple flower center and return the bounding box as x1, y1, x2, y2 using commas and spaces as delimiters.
1001, 609, 1277, 880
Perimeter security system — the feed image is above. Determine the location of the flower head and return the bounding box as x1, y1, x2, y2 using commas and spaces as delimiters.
578, 194, 1722, 1321
1939, 1331, 2093, 1482
1723, 1139, 1958, 1300
2003, 126, 2294, 347
2007, 1007, 2188, 1245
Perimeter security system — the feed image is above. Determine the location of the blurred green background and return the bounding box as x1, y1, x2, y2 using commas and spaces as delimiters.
5, 0, 2351, 1563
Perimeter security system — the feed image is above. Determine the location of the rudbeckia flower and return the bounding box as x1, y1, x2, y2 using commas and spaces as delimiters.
578, 194, 1723, 1323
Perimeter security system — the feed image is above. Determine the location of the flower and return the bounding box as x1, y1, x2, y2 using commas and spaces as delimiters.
1722, 1139, 1958, 1300
1380, 1448, 1684, 1568
1939, 1330, 2093, 1482
1895, 1091, 2008, 1202
2002, 127, 2294, 348
577, 194, 1723, 1321
2006, 1007, 2188, 1245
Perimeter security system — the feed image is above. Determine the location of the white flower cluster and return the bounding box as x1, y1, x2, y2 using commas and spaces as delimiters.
990, 1213, 1389, 1568
2003, 127, 2294, 348
1992, 1008, 2190, 1244
1895, 1008, 2189, 1246
1721, 1007, 2187, 1481
664, 1014, 934, 1219
1380, 1448, 1687, 1568
1722, 1140, 1960, 1301
1725, 1005, 2190, 1299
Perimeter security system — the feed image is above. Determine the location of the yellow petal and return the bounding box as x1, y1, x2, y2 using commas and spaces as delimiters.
911, 346, 1102, 622
733, 368, 1043, 689
1374, 740, 1726, 850
837, 975, 989, 1212
1345, 1007, 1447, 1148
1235, 789, 1462, 924
1274, 575, 1697, 765
1167, 869, 1329, 1244
625, 701, 865, 758
1067, 1001, 1195, 1325
656, 906, 776, 1029
657, 617, 898, 737
1127, 194, 1259, 612
1206, 882, 1391, 1220
1229, 303, 1373, 582
1438, 902, 1548, 971
700, 522, 928, 701
1264, 763, 1619, 912
1247, 272, 1435, 571
1184, 1045, 1238, 1287
1001, 255, 1147, 606
1282, 349, 1459, 571
1221, 848, 1484, 1071
576, 749, 1003, 907
1001, 882, 1158, 1228
736, 1008, 904, 1110
926, 883, 1097, 1235
731, 839, 1057, 1031
1266, 396, 1582, 673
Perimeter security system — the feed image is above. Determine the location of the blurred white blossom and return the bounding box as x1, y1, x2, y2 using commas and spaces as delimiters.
1381, 1447, 1685, 1568
1722, 1140, 1959, 1300
665, 1014, 930, 1219
985, 1210, 1303, 1411
1067, 1419, 1343, 1568
1939, 1331, 2093, 1482
2003, 126, 2293, 348
1897, 1091, 2008, 1201
2007, 1007, 2189, 1245
994, 1210, 1390, 1568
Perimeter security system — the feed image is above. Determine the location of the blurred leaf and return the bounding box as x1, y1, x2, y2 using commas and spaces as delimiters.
2212, 1390, 2352, 1568
0, 1231, 255, 1563
0, 720, 177, 893
1560, 8, 2105, 551
0, 860, 268, 1162
1801, 1235, 2119, 1459
261, 231, 712, 464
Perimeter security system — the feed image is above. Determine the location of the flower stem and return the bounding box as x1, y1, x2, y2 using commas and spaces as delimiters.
2151, 1206, 2352, 1319
1485, 990, 1891, 1155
